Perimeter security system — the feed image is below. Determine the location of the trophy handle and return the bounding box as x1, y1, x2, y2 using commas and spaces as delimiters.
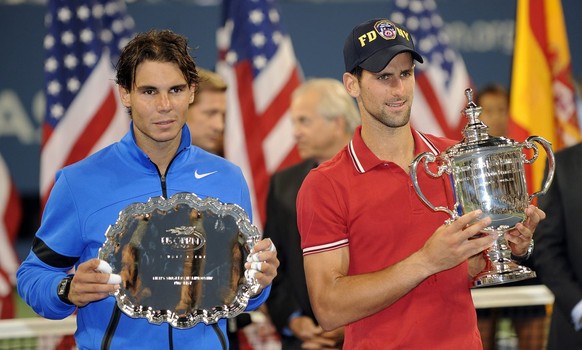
523, 135, 556, 201
410, 152, 458, 222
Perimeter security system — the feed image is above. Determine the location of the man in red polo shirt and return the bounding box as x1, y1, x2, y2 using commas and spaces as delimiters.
296, 18, 546, 349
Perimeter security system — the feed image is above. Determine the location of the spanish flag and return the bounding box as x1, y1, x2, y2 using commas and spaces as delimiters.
509, 0, 580, 192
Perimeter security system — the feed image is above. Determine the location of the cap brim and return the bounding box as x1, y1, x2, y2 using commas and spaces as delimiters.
359, 45, 424, 73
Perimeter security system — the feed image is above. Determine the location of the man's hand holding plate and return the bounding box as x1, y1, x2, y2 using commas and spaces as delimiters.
245, 238, 279, 295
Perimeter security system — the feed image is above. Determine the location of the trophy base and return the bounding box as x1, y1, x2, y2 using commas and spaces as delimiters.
472, 260, 536, 288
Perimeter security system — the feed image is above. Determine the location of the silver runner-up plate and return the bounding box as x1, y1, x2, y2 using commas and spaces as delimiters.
98, 192, 261, 328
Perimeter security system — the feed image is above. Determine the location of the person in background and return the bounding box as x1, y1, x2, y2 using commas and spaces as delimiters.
16, 30, 278, 350
534, 143, 582, 350
263, 78, 360, 350
296, 18, 545, 349
187, 68, 227, 156
474, 83, 548, 350
476, 84, 509, 137
186, 67, 257, 350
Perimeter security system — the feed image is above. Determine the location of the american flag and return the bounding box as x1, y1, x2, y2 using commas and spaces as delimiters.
41, 0, 134, 205
0, 152, 21, 319
391, 0, 472, 140
217, 0, 302, 227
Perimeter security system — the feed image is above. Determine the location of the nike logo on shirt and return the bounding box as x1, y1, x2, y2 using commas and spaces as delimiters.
194, 170, 218, 179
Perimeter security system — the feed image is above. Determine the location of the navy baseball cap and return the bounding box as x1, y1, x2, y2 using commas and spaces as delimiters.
344, 18, 424, 73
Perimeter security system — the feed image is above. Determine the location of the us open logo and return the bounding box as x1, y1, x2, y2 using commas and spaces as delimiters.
162, 226, 206, 251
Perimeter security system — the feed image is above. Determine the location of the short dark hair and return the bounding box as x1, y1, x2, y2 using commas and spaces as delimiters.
350, 66, 363, 80
116, 29, 199, 91
476, 83, 508, 104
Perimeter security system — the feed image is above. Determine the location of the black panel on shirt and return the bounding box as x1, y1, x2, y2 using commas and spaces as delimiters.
32, 236, 79, 268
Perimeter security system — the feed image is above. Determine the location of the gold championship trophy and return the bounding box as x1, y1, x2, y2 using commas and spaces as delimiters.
410, 88, 555, 287
98, 192, 261, 328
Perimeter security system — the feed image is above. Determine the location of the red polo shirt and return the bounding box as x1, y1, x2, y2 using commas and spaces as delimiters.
297, 126, 482, 349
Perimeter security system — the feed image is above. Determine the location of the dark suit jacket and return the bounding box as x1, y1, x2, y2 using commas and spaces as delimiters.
263, 160, 316, 347
534, 143, 582, 350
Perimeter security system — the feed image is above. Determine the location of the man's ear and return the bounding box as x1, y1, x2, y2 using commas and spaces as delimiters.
189, 84, 196, 104
343, 72, 360, 98
118, 85, 131, 108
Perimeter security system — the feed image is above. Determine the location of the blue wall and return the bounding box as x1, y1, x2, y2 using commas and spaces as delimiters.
2, 1, 582, 195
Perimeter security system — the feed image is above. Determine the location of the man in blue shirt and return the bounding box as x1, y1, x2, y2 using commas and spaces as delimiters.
17, 30, 278, 350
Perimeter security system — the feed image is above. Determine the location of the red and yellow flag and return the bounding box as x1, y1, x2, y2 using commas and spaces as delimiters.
509, 0, 580, 191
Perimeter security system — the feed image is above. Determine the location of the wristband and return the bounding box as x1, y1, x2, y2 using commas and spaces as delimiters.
511, 239, 534, 262
57, 275, 75, 305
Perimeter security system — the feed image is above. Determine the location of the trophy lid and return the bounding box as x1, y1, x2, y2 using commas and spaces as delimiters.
445, 88, 518, 158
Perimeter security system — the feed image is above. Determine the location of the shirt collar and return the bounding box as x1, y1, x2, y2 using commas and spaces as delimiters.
348, 125, 442, 174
